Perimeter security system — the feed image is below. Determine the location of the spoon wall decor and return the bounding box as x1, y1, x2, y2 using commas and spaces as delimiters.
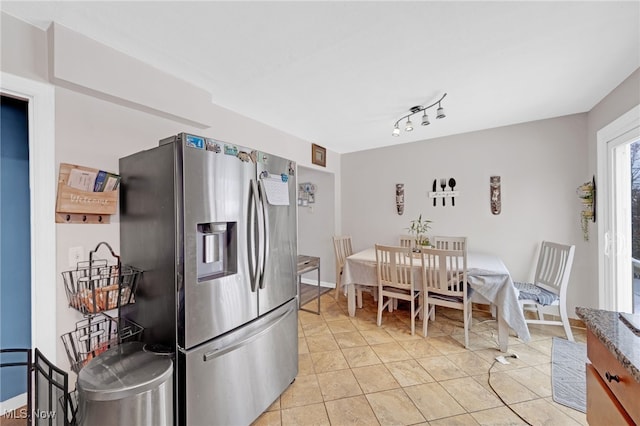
448, 178, 456, 206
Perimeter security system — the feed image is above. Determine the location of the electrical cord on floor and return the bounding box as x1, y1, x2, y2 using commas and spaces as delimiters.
487, 357, 533, 426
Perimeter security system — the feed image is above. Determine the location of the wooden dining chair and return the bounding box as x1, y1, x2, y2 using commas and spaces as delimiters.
514, 241, 576, 341
399, 235, 414, 249
375, 244, 422, 335
431, 236, 467, 251
420, 247, 472, 348
332, 235, 353, 300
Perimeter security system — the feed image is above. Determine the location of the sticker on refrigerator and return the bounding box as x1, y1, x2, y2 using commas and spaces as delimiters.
224, 145, 239, 156
205, 138, 221, 153
185, 134, 205, 150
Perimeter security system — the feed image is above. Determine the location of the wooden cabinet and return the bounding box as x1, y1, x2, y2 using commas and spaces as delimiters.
587, 329, 640, 425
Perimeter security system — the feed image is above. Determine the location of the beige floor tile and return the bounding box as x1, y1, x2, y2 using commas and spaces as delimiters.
280, 374, 323, 409
526, 338, 553, 356
449, 331, 498, 351
266, 397, 280, 412
438, 376, 503, 412
333, 331, 368, 348
383, 322, 425, 341
322, 308, 349, 322
327, 319, 359, 334
298, 353, 316, 376
385, 359, 435, 387
352, 364, 400, 393
470, 406, 529, 425
403, 382, 466, 421
399, 338, 443, 358
325, 395, 381, 426
350, 317, 380, 331
472, 348, 528, 372
510, 398, 584, 425
370, 342, 413, 363
446, 351, 493, 376
366, 388, 426, 426
425, 335, 469, 354
417, 355, 468, 381
306, 334, 339, 352
544, 397, 588, 425
471, 372, 539, 405
505, 366, 552, 398
251, 409, 281, 426
316, 369, 363, 401
429, 413, 481, 425
299, 310, 326, 325
360, 328, 396, 345
281, 402, 330, 426
505, 343, 551, 366
299, 336, 310, 354
310, 349, 350, 373
303, 321, 333, 337
341, 346, 382, 368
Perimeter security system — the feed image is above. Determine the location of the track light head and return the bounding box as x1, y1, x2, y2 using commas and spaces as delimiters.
405, 118, 413, 132
392, 125, 400, 136
421, 111, 430, 126
436, 103, 446, 119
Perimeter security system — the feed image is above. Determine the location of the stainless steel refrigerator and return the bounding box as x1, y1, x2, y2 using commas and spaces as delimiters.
119, 133, 298, 426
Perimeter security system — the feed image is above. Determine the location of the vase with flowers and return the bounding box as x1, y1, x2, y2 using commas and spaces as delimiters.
407, 214, 433, 251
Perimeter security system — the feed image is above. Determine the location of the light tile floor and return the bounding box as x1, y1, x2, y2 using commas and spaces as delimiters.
253, 293, 588, 426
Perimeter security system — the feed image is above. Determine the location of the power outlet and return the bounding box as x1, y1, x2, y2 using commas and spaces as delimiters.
68, 246, 85, 267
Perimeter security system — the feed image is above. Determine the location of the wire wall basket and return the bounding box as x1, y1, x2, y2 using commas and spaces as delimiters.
61, 313, 143, 374
62, 242, 141, 314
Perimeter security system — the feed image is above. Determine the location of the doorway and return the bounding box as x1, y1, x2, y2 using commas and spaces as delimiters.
598, 104, 640, 313
297, 166, 336, 288
0, 72, 55, 414
0, 95, 31, 404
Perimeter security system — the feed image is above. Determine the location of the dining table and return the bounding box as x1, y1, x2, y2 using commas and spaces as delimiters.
342, 247, 531, 352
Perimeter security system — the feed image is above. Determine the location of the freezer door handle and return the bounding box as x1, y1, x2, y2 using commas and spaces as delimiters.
202, 304, 294, 362
247, 180, 260, 292
257, 179, 270, 290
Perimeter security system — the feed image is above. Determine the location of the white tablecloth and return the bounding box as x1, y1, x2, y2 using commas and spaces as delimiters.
342, 248, 531, 346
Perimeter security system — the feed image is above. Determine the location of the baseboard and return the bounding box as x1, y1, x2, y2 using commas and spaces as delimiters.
300, 277, 336, 289
0, 393, 27, 417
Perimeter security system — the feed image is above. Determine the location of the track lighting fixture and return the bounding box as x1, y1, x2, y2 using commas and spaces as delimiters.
392, 93, 447, 136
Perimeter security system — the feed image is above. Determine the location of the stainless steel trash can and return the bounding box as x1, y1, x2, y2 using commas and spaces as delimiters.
77, 342, 173, 426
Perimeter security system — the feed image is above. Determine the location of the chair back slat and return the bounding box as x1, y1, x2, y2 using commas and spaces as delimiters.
399, 236, 413, 249
420, 247, 467, 298
534, 241, 575, 295
333, 235, 353, 268
375, 244, 414, 291
432, 236, 467, 251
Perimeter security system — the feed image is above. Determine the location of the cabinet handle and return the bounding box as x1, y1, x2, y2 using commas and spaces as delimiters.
605, 372, 620, 383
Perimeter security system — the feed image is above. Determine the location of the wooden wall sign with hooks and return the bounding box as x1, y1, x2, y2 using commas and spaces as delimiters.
55, 163, 118, 224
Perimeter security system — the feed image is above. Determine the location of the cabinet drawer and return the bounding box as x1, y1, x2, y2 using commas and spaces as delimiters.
587, 364, 633, 425
587, 329, 640, 424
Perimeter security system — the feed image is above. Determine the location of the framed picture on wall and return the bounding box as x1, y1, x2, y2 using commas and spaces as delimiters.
311, 143, 326, 167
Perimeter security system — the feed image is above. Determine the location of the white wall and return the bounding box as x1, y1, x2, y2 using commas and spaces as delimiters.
341, 114, 590, 317
297, 166, 336, 285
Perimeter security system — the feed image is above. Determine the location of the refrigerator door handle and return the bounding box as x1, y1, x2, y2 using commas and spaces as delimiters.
257, 180, 270, 289
247, 180, 260, 292
202, 304, 294, 362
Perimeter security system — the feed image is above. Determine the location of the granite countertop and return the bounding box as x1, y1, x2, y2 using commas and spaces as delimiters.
576, 307, 640, 383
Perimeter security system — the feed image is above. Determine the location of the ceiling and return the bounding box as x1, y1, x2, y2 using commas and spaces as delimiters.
2, 1, 639, 154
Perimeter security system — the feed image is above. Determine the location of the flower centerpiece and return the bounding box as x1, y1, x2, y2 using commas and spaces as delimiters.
407, 214, 433, 250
